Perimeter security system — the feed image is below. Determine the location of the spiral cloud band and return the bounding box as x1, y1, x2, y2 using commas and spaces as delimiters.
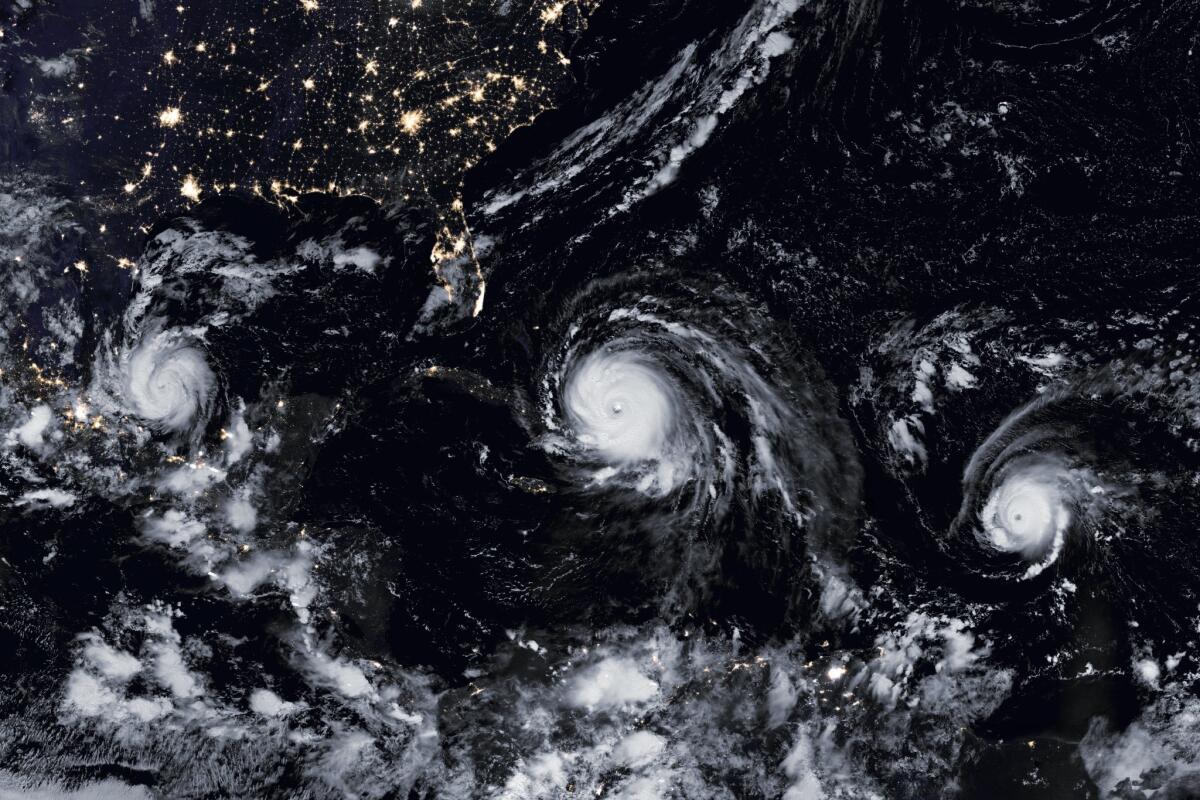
562, 349, 679, 470
532, 276, 861, 623
119, 323, 217, 437
978, 453, 1072, 566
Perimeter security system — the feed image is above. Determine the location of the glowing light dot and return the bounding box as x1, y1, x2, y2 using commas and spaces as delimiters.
158, 107, 183, 127
303, 78, 316, 89
540, 2, 564, 22
400, 109, 424, 134
163, 50, 177, 64
180, 175, 202, 201
827, 665, 847, 680
300, 0, 319, 10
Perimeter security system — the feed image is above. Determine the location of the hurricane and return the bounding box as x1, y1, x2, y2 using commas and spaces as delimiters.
532, 275, 861, 628
847, 306, 1200, 780
559, 348, 681, 478
979, 454, 1071, 562
926, 371, 1197, 620
117, 321, 217, 438
952, 395, 1114, 582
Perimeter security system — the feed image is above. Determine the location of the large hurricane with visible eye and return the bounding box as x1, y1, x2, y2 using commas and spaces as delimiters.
979, 455, 1070, 560
532, 275, 862, 627
562, 349, 678, 470
963, 426, 1097, 580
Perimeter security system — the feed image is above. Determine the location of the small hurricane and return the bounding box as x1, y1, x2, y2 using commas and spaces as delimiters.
117, 321, 217, 438
979, 453, 1072, 563
956, 400, 1113, 581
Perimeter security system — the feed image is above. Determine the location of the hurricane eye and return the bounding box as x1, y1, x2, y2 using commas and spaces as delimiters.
1000, 487, 1053, 539
561, 351, 676, 465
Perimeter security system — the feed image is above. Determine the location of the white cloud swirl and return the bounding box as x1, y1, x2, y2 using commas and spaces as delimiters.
979, 454, 1072, 566
119, 322, 216, 436
562, 349, 681, 474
